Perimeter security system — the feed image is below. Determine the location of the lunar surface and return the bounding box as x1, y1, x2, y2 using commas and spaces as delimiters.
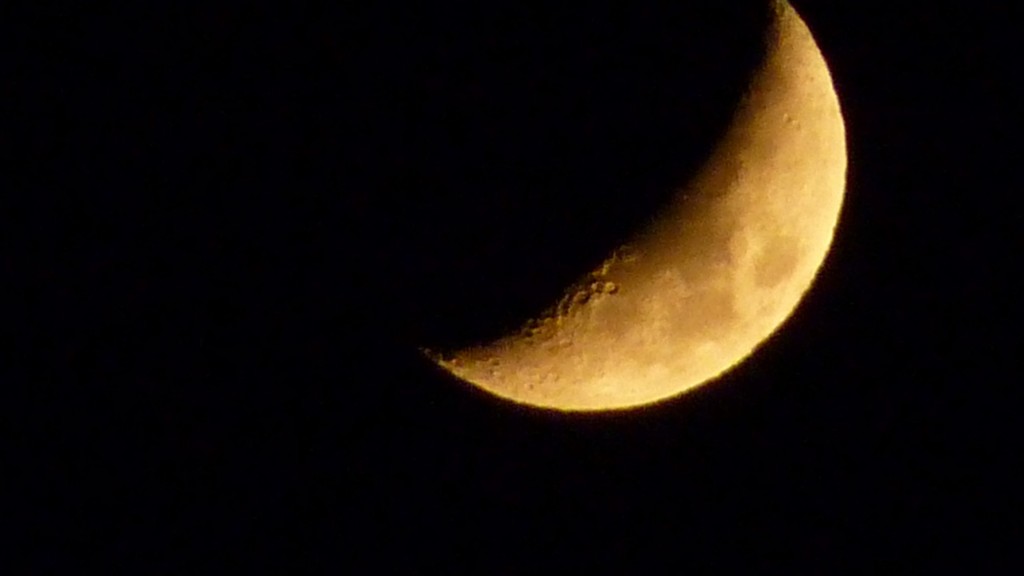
425, 0, 847, 411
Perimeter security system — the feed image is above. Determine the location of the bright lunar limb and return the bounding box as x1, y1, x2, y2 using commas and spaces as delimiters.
425, 0, 847, 411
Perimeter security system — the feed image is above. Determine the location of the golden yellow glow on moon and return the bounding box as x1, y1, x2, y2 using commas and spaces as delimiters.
425, 0, 847, 411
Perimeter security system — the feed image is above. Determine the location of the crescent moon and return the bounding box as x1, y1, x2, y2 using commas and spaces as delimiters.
425, 0, 847, 411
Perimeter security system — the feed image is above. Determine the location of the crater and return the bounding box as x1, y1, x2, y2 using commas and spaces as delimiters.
754, 233, 801, 288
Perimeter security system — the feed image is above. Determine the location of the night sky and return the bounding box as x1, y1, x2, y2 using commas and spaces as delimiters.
10, 1, 1018, 571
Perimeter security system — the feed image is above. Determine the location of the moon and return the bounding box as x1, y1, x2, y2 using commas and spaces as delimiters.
424, 0, 847, 411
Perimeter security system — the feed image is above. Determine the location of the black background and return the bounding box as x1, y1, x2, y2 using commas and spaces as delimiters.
8, 0, 1019, 572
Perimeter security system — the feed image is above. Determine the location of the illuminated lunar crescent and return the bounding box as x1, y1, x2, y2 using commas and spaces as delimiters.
425, 0, 847, 411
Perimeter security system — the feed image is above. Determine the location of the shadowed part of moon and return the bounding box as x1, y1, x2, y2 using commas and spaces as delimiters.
350, 2, 775, 352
